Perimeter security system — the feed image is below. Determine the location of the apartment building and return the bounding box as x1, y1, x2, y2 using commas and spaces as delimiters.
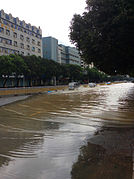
58, 44, 81, 66
42, 36, 58, 62
58, 44, 67, 64
42, 36, 81, 66
0, 9, 42, 57
66, 46, 81, 66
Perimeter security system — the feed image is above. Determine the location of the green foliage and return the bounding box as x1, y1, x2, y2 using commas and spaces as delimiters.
9, 54, 28, 75
0, 55, 109, 86
85, 67, 108, 82
61, 64, 83, 81
70, 0, 134, 75
0, 55, 15, 75
23, 55, 43, 79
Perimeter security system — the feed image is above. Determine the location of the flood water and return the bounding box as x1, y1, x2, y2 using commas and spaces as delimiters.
0, 83, 134, 179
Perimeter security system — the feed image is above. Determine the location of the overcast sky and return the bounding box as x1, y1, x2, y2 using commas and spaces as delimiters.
1, 0, 86, 46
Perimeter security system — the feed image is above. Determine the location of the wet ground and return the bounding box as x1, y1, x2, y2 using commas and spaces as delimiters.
0, 83, 134, 179
0, 96, 29, 107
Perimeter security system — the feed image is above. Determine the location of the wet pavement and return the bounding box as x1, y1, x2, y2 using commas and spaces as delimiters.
71, 127, 133, 179
0, 96, 29, 107
0, 83, 134, 179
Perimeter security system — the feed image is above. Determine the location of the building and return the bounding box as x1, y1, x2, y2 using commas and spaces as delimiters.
57, 45, 62, 64
42, 36, 58, 62
58, 44, 81, 66
58, 44, 67, 64
42, 36, 81, 66
66, 46, 81, 66
81, 60, 94, 69
0, 9, 42, 57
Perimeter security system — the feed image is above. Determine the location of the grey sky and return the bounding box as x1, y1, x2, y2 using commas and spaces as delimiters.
1, 0, 86, 46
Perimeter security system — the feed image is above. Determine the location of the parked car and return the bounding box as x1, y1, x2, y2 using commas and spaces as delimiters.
89, 83, 96, 87
68, 82, 79, 90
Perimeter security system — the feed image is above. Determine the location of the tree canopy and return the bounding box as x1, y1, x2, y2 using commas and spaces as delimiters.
0, 55, 111, 87
70, 0, 134, 75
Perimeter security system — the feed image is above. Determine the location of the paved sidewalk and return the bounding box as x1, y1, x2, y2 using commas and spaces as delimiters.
0, 95, 29, 107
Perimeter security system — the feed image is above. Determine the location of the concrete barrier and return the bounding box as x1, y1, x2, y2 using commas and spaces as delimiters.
0, 86, 68, 98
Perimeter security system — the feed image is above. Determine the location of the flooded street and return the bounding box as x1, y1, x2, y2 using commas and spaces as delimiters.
0, 83, 134, 179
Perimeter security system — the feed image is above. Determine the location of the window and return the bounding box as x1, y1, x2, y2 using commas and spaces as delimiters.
27, 45, 30, 50
32, 39, 35, 44
3, 20, 8, 25
2, 39, 6, 44
32, 47, 35, 51
21, 51, 24, 55
26, 37, 30, 42
38, 48, 41, 53
37, 41, 40, 46
20, 34, 24, 40
20, 28, 23, 32
11, 24, 14, 28
6, 29, 10, 36
14, 41, 17, 47
20, 43, 24, 49
0, 38, 12, 45
0, 37, 2, 43
5, 48, 8, 53
0, 27, 4, 33
6, 39, 12, 45
13, 32, 17, 38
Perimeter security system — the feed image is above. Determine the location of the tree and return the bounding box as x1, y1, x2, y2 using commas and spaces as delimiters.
68, 64, 83, 81
86, 67, 108, 82
23, 55, 44, 86
41, 59, 61, 84
60, 64, 83, 82
9, 54, 28, 76
0, 55, 15, 76
70, 0, 134, 75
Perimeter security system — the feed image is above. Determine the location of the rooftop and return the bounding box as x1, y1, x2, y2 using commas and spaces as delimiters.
0, 9, 42, 34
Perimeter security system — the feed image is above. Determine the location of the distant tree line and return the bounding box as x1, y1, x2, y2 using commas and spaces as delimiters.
0, 54, 126, 87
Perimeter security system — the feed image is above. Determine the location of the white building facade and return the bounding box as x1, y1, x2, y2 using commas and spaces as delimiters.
0, 9, 42, 57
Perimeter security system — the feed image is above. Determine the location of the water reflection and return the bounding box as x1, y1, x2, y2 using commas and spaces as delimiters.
0, 83, 134, 178
71, 128, 133, 179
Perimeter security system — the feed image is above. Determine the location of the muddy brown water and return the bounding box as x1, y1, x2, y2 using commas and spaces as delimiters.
0, 83, 134, 179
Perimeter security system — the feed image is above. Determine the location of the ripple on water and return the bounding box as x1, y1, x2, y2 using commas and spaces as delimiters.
0, 83, 134, 178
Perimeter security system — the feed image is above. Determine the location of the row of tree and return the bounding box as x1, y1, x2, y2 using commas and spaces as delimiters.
0, 54, 110, 87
